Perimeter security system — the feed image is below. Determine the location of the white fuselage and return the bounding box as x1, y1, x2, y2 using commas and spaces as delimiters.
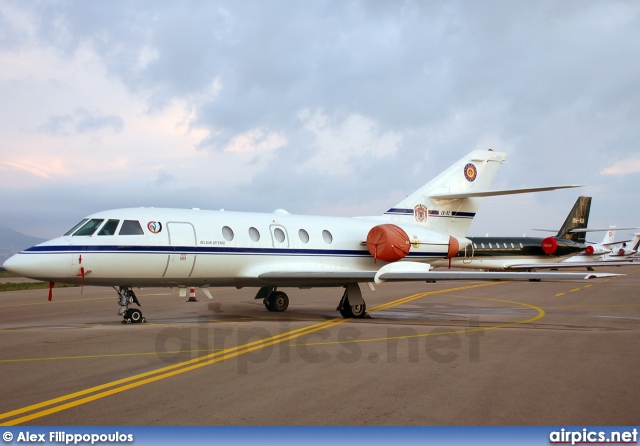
4, 208, 468, 288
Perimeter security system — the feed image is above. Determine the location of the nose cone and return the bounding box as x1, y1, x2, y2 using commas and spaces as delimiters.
3, 253, 29, 276
3, 245, 71, 281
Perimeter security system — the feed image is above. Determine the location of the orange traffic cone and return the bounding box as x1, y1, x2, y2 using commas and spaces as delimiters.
186, 287, 198, 302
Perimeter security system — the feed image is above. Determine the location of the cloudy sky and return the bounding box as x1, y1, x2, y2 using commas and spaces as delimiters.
1, 1, 639, 241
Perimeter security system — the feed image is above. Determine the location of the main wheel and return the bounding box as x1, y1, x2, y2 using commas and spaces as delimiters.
266, 291, 289, 312
349, 303, 366, 318
339, 296, 367, 318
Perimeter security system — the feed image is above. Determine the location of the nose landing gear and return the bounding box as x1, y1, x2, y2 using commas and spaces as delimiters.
115, 286, 146, 324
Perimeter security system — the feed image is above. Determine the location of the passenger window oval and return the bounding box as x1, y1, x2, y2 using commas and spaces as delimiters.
322, 230, 333, 244
249, 227, 260, 242
299, 229, 309, 243
222, 226, 234, 241
274, 228, 285, 243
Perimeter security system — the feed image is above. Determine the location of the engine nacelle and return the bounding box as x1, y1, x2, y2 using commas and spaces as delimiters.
584, 245, 595, 255
542, 237, 558, 255
366, 224, 411, 263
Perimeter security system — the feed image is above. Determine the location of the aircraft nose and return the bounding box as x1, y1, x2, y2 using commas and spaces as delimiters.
2, 254, 29, 276
3, 249, 72, 281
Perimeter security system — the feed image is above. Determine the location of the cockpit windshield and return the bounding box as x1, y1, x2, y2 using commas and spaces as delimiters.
98, 219, 120, 236
72, 219, 105, 236
64, 219, 88, 236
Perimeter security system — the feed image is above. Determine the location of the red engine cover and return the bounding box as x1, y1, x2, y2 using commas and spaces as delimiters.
542, 237, 558, 255
366, 224, 410, 263
584, 245, 595, 255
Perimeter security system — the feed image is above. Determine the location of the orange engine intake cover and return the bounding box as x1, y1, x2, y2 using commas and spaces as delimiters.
366, 224, 411, 263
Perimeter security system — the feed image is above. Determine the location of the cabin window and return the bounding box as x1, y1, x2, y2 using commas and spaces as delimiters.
473, 243, 477, 249
488, 243, 493, 249
64, 219, 88, 236
98, 219, 120, 236
249, 227, 260, 242
503, 243, 508, 249
520, 243, 524, 249
119, 220, 144, 235
274, 228, 286, 243
322, 230, 333, 244
299, 229, 310, 243
481, 243, 485, 249
73, 219, 105, 236
511, 243, 515, 249
222, 226, 234, 241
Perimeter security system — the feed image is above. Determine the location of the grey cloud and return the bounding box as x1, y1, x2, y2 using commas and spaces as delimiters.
73, 108, 124, 134
155, 169, 174, 186
37, 108, 124, 135
3, 1, 640, 237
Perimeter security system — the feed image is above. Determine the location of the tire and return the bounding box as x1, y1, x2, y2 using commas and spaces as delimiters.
269, 291, 289, 312
349, 303, 366, 318
340, 296, 367, 318
129, 309, 143, 323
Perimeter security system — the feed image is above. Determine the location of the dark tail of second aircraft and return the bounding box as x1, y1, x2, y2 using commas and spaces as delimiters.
556, 196, 591, 243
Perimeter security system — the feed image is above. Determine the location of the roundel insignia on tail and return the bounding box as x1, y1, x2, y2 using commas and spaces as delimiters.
464, 163, 477, 182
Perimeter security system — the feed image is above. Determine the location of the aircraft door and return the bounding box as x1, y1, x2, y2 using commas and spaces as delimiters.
270, 225, 289, 249
163, 222, 197, 278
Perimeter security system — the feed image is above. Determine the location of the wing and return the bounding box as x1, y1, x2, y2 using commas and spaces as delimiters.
507, 260, 639, 270
374, 261, 622, 283
239, 261, 622, 287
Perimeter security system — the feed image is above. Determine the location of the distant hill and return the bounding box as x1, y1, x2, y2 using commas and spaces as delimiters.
0, 227, 46, 265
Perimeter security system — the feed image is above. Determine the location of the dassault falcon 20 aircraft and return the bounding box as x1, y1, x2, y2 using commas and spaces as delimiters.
4, 150, 613, 323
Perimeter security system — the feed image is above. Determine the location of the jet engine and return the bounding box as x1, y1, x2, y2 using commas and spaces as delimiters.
366, 224, 411, 263
541, 237, 558, 255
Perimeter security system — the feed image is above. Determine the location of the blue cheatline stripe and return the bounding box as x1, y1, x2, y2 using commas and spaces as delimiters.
21, 245, 446, 259
384, 208, 414, 215
384, 208, 476, 218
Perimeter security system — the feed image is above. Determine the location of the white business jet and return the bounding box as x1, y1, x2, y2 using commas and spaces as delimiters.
3, 150, 605, 323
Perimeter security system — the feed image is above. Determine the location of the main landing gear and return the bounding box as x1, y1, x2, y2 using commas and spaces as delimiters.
336, 283, 367, 318
255, 287, 289, 312
255, 283, 368, 319
115, 286, 146, 324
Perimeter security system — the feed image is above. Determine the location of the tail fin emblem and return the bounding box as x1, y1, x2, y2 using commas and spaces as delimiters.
464, 163, 477, 182
414, 204, 428, 222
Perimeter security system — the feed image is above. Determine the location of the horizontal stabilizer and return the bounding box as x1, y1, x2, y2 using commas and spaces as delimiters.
429, 185, 582, 200
533, 227, 639, 233
567, 227, 638, 233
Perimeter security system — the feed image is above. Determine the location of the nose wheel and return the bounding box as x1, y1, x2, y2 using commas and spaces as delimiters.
115, 286, 146, 323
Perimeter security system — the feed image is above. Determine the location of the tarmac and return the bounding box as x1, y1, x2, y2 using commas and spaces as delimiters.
1, 267, 639, 426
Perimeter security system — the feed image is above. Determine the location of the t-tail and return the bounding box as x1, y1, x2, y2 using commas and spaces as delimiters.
381, 149, 582, 238
383, 149, 507, 238
555, 196, 591, 243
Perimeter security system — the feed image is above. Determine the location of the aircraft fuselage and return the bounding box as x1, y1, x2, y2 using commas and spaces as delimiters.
4, 207, 467, 288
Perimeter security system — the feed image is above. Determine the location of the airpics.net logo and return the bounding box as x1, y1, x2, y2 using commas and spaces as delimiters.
549, 428, 638, 445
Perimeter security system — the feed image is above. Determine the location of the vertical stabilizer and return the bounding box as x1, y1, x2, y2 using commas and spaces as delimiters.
383, 150, 506, 237
556, 196, 591, 242
601, 225, 617, 247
